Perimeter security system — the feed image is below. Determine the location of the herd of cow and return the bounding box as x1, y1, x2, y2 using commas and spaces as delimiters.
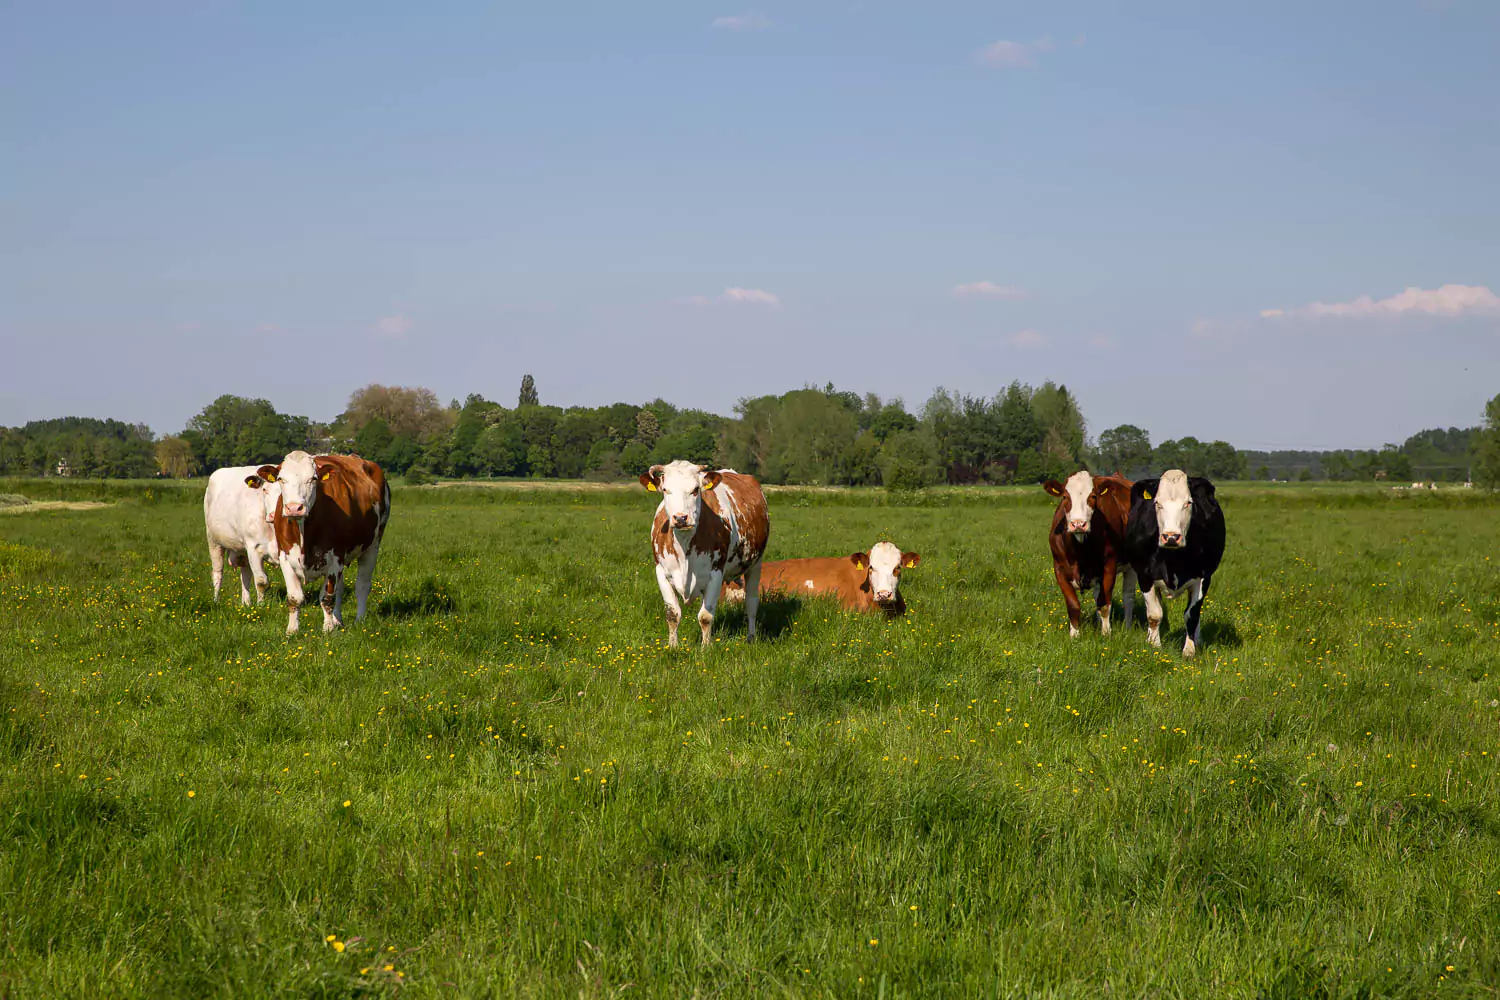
203, 452, 1224, 656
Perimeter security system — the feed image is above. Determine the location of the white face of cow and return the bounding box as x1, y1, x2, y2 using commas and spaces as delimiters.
858, 541, 919, 607
243, 474, 284, 525
1044, 470, 1096, 539
642, 460, 721, 532
260, 450, 321, 521
1154, 469, 1193, 549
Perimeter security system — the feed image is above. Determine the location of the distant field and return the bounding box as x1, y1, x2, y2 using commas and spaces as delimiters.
1, 481, 1499, 997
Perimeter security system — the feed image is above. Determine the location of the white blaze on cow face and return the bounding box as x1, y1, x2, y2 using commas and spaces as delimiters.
1062, 470, 1095, 538
263, 451, 321, 520
1154, 469, 1193, 549
642, 460, 722, 532
862, 541, 917, 607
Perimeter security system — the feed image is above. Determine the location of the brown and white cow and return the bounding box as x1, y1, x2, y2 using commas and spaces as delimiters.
1042, 470, 1134, 637
251, 451, 392, 635
641, 460, 769, 646
724, 542, 920, 616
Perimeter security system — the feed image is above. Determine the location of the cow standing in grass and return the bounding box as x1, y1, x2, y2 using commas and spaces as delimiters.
204, 465, 283, 605
641, 461, 769, 646
1043, 470, 1134, 636
254, 451, 392, 635
1125, 469, 1226, 657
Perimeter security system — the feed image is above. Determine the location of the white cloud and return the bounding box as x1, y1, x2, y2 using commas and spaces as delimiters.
712, 11, 771, 30
980, 40, 1035, 68
1008, 328, 1046, 348
374, 315, 413, 337
1262, 284, 1500, 321
979, 36, 1061, 68
688, 287, 780, 307
953, 280, 1028, 300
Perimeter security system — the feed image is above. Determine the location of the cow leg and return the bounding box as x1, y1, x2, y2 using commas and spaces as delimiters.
1053, 564, 1083, 638
698, 570, 725, 647
235, 554, 255, 607
1182, 577, 1208, 657
742, 561, 762, 643
655, 564, 683, 648
282, 559, 306, 635
208, 542, 226, 602
1121, 566, 1137, 629
1143, 583, 1165, 647
247, 545, 271, 604
354, 544, 380, 621
1097, 559, 1117, 636
321, 572, 343, 632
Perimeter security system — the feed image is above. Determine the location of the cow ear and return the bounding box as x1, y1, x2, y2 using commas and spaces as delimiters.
1042, 480, 1064, 497
1095, 485, 1109, 497
849, 551, 867, 570
244, 475, 264, 489
637, 473, 656, 492
255, 464, 279, 483
1191, 477, 1217, 499
702, 469, 723, 490
640, 465, 665, 492
1132, 479, 1157, 504
902, 552, 921, 568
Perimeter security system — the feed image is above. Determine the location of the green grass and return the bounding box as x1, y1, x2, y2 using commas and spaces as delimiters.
1, 483, 1498, 998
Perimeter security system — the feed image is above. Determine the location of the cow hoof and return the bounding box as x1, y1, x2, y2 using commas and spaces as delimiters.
1067, 626, 1080, 638
1182, 639, 1197, 658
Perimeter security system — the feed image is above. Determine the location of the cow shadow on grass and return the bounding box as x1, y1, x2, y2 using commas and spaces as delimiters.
713, 594, 802, 642
1118, 610, 1243, 649
376, 576, 457, 618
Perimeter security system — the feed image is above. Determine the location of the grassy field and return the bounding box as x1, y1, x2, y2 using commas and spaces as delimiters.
2, 480, 1499, 998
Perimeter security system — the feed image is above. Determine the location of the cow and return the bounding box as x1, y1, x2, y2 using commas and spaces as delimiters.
1042, 470, 1134, 637
252, 451, 392, 635
641, 461, 769, 647
1124, 469, 1226, 657
723, 542, 921, 616
204, 465, 283, 605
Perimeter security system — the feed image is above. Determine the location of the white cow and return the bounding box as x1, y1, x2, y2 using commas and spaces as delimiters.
204, 465, 282, 605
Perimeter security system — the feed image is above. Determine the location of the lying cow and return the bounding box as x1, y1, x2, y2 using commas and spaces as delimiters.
204, 465, 283, 604
1043, 470, 1134, 636
723, 542, 921, 616
253, 451, 392, 635
1125, 469, 1226, 657
641, 461, 769, 646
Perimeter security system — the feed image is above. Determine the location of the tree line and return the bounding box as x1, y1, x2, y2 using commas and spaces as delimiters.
4, 378, 1499, 488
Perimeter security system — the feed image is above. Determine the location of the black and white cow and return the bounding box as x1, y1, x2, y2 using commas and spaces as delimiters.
1125, 469, 1226, 657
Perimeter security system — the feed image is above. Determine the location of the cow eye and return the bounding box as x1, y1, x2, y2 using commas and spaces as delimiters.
692, 487, 700, 496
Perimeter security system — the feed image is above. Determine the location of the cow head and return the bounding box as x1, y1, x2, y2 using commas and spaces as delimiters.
640, 460, 722, 532
852, 542, 920, 609
1150, 469, 1196, 549
242, 471, 284, 525
255, 450, 332, 521
1043, 470, 1113, 541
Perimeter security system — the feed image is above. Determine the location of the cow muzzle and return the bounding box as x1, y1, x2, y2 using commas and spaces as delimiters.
671, 514, 693, 530
284, 503, 308, 518
1068, 520, 1089, 535
1160, 532, 1184, 549
874, 590, 896, 605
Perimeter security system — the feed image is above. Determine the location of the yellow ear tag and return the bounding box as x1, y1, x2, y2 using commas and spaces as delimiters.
1143, 490, 1153, 500
855, 560, 865, 570
905, 557, 917, 568
265, 472, 276, 483
320, 471, 330, 482
646, 482, 657, 492
1098, 486, 1108, 496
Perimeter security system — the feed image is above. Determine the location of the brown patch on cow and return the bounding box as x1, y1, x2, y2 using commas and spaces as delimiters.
716, 472, 769, 567
1048, 471, 1133, 633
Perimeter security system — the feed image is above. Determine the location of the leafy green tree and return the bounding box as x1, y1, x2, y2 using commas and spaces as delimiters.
879, 430, 943, 491
1030, 382, 1087, 465
994, 381, 1042, 457
154, 436, 198, 478
1475, 393, 1500, 488
1095, 424, 1153, 477
518, 374, 539, 407
474, 418, 525, 476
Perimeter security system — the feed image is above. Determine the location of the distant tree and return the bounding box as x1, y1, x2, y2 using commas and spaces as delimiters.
518, 374, 539, 407
154, 436, 198, 478
1095, 425, 1153, 477
339, 384, 453, 443
185, 395, 308, 472
1475, 393, 1500, 488
879, 430, 943, 491
474, 417, 525, 476
1030, 382, 1087, 465
993, 381, 1042, 457
634, 409, 661, 447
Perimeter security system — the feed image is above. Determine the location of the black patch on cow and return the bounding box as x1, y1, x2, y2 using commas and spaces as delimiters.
1126, 476, 1227, 642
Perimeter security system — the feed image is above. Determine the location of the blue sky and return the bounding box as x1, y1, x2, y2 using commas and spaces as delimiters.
3, 1, 1497, 448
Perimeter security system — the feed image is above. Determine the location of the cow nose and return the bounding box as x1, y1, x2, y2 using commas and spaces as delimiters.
671, 514, 690, 527
875, 590, 894, 602
1161, 532, 1181, 546
1069, 520, 1088, 531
